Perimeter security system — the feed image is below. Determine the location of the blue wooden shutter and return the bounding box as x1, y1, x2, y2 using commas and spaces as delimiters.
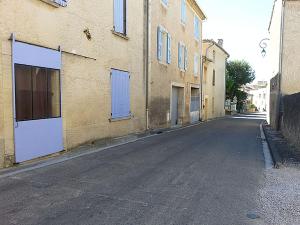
178, 43, 182, 69
167, 33, 171, 64
194, 54, 199, 75
194, 16, 200, 40
162, 0, 168, 6
111, 69, 130, 119
181, 0, 186, 24
184, 46, 188, 71
114, 0, 124, 33
157, 26, 163, 61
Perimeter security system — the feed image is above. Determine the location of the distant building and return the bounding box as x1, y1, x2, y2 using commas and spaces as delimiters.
268, 0, 300, 150
243, 81, 268, 112
148, 0, 206, 128
202, 39, 230, 120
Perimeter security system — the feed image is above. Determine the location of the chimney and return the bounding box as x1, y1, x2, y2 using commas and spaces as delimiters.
217, 39, 224, 47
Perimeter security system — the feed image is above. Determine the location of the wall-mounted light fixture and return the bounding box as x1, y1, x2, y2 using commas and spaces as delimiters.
259, 38, 270, 57
84, 28, 92, 41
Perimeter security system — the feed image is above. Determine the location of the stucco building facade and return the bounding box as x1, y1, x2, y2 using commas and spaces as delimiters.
147, 0, 206, 129
268, 0, 300, 150
202, 39, 229, 121
0, 0, 147, 167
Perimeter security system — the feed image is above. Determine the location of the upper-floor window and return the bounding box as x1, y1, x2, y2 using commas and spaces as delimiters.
114, 0, 127, 35
194, 53, 200, 76
178, 42, 188, 71
157, 26, 171, 64
213, 70, 216, 86
181, 0, 187, 24
194, 15, 200, 40
161, 0, 168, 7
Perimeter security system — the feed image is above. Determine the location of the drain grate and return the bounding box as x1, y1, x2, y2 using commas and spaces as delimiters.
247, 213, 260, 220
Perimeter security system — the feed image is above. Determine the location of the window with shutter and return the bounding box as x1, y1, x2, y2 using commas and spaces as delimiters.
157, 26, 170, 64
181, 0, 187, 24
114, 0, 126, 35
184, 46, 188, 71
194, 53, 199, 76
167, 34, 171, 64
178, 42, 187, 71
111, 69, 130, 119
161, 0, 168, 7
157, 27, 163, 61
194, 15, 200, 40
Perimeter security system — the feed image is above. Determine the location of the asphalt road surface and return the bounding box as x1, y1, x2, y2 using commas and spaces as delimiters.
0, 114, 267, 225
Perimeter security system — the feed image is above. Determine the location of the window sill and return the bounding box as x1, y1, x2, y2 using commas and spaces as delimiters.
158, 60, 169, 67
109, 115, 132, 122
40, 0, 66, 7
111, 30, 129, 40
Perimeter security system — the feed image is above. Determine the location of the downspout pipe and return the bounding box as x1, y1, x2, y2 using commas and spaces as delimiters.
277, 0, 285, 130
144, 0, 150, 130
201, 42, 214, 120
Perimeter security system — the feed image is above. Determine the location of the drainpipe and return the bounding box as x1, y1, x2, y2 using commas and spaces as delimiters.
144, 0, 150, 130
277, 0, 285, 130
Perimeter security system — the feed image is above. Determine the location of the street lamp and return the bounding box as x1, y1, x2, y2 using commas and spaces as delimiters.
259, 38, 270, 57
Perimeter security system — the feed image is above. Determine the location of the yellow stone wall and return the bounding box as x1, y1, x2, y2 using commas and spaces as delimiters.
148, 0, 205, 128
202, 42, 228, 120
0, 0, 146, 167
281, 0, 300, 95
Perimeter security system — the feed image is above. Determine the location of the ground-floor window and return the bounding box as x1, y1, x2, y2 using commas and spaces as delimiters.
15, 64, 61, 121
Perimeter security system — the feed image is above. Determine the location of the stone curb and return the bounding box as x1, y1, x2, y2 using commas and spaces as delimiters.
262, 123, 283, 169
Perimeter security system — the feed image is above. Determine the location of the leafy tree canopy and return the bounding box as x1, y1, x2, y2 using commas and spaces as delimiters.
226, 60, 256, 111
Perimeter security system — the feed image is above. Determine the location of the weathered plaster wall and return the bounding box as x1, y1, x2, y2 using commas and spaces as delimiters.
269, 74, 280, 130
0, 0, 146, 167
202, 42, 227, 120
282, 93, 300, 150
281, 0, 300, 96
267, 0, 283, 124
149, 0, 204, 129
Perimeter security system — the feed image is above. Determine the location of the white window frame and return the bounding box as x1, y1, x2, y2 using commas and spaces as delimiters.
178, 42, 187, 72
194, 14, 200, 41
157, 25, 171, 65
194, 53, 200, 76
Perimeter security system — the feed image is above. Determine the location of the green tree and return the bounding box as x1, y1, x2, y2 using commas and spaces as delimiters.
226, 60, 255, 111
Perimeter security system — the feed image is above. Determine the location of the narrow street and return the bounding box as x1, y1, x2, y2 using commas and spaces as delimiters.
0, 115, 267, 225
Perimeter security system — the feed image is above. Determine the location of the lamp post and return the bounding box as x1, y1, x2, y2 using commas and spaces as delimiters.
259, 38, 270, 57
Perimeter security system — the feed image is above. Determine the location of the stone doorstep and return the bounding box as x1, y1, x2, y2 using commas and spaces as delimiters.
263, 123, 300, 168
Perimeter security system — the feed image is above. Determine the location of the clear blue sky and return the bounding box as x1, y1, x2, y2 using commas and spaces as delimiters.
197, 0, 274, 81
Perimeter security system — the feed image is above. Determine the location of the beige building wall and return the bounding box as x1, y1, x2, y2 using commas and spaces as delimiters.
202, 41, 229, 120
148, 0, 205, 128
281, 0, 300, 95
0, 0, 146, 167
